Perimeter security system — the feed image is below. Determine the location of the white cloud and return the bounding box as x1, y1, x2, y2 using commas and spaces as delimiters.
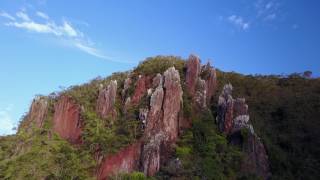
228, 15, 250, 30
16, 11, 31, 21
1, 10, 118, 62
0, 11, 16, 21
36, 11, 49, 20
6, 21, 58, 34
0, 105, 16, 136
62, 21, 78, 37
75, 42, 109, 59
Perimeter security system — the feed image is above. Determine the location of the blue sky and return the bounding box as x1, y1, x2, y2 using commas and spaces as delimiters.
0, 0, 319, 135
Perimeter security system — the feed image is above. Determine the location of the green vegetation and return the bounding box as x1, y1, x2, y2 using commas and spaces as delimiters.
157, 110, 244, 180
111, 171, 154, 180
0, 129, 95, 180
134, 55, 185, 78
216, 70, 320, 180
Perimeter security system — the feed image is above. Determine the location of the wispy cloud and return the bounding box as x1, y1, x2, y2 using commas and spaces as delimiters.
0, 9, 120, 62
0, 105, 16, 136
228, 15, 250, 30
36, 11, 49, 20
255, 0, 280, 21
0, 11, 16, 21
16, 11, 31, 21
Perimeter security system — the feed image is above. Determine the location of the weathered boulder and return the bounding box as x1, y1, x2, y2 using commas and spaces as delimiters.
97, 141, 142, 180
53, 96, 82, 144
96, 80, 117, 120
185, 54, 201, 97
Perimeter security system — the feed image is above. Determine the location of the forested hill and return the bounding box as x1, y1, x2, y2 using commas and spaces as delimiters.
0, 55, 319, 180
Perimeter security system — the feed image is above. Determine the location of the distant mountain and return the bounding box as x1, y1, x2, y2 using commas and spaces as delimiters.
1, 55, 319, 180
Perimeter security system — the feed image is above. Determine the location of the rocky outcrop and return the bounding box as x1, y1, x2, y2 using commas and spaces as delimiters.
202, 62, 217, 103
22, 96, 49, 132
97, 141, 142, 180
185, 55, 217, 108
162, 67, 183, 142
97, 67, 183, 179
131, 76, 152, 105
142, 67, 183, 176
216, 84, 270, 179
96, 80, 117, 120
185, 54, 201, 97
53, 96, 82, 144
122, 77, 132, 100
141, 75, 164, 176
194, 79, 207, 109
216, 84, 234, 134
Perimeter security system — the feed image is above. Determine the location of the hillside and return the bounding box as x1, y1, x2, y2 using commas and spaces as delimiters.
0, 55, 319, 180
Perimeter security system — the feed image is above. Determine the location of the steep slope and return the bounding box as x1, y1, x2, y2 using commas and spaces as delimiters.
0, 55, 319, 180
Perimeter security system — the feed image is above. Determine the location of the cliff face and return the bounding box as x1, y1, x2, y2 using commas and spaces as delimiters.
20, 96, 48, 132
97, 141, 142, 180
96, 80, 118, 120
53, 96, 82, 144
216, 84, 271, 179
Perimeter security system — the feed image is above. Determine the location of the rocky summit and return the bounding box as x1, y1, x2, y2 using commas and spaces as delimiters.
1, 55, 319, 180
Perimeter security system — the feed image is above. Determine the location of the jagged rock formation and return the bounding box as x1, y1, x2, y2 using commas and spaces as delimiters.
13, 54, 272, 180
142, 67, 183, 176
131, 76, 153, 105
53, 96, 82, 144
21, 96, 48, 132
216, 84, 271, 179
96, 80, 118, 120
185, 54, 201, 97
185, 55, 217, 108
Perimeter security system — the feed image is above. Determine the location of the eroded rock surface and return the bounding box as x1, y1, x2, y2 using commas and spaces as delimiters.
97, 141, 142, 180
96, 80, 117, 120
53, 96, 82, 144
185, 54, 201, 97
22, 96, 49, 132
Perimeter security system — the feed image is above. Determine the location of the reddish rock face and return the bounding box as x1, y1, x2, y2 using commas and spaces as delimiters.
185, 54, 201, 97
98, 141, 142, 180
98, 67, 183, 178
204, 64, 217, 104
23, 96, 48, 132
142, 67, 183, 176
163, 67, 183, 142
53, 96, 82, 144
217, 84, 234, 133
131, 76, 152, 105
96, 80, 117, 120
